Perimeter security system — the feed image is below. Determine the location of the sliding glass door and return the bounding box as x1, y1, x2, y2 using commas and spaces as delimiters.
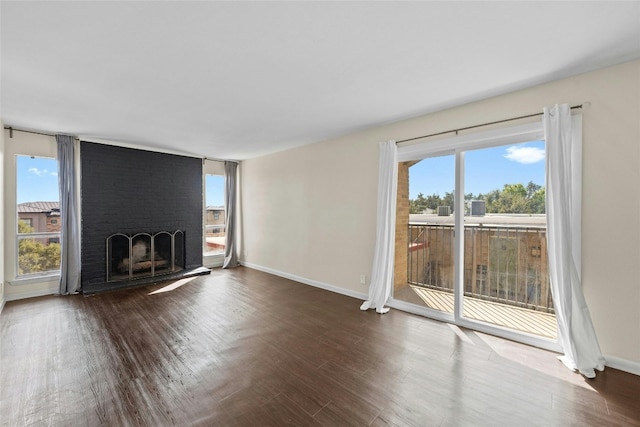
394, 122, 558, 349
460, 143, 556, 340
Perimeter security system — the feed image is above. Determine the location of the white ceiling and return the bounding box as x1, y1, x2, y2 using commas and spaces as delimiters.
2, 1, 639, 160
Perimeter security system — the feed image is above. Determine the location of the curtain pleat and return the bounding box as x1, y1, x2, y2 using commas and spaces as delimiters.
223, 161, 239, 269
56, 135, 81, 295
544, 104, 605, 378
360, 141, 398, 314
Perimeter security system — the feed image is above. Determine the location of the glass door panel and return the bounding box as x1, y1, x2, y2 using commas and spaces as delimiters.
462, 142, 556, 339
398, 155, 455, 315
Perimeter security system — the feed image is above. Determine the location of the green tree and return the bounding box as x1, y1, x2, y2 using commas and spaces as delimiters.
526, 181, 542, 198
423, 193, 442, 211
500, 183, 528, 213
410, 192, 447, 213
18, 220, 34, 234
528, 187, 546, 213
482, 182, 545, 214
409, 182, 545, 215
442, 191, 455, 213
18, 220, 61, 275
410, 192, 428, 214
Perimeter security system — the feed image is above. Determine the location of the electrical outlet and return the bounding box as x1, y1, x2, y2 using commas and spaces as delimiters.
359, 274, 366, 285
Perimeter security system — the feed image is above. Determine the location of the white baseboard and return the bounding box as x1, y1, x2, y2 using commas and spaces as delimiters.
241, 262, 368, 301
4, 287, 57, 302
606, 355, 640, 377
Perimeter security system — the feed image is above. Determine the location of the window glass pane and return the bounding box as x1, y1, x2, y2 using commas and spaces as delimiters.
462, 141, 556, 339
400, 155, 455, 314
205, 174, 226, 255
16, 155, 61, 276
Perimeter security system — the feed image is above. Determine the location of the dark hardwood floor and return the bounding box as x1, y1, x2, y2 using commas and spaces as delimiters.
1, 267, 639, 426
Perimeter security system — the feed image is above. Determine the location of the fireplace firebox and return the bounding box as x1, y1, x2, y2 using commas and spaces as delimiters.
106, 230, 185, 282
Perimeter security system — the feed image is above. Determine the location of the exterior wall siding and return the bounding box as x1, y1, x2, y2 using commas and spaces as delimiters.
394, 162, 410, 290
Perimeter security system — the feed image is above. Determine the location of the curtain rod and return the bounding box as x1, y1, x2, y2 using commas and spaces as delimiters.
203, 157, 232, 163
3, 126, 57, 138
396, 104, 583, 144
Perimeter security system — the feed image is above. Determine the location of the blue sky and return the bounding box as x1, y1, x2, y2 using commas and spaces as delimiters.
17, 156, 59, 203
205, 174, 225, 207
409, 141, 546, 198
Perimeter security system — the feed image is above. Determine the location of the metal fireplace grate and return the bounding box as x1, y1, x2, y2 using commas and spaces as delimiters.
106, 230, 185, 282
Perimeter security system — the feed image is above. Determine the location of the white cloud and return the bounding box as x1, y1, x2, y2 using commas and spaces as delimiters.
28, 167, 49, 176
504, 146, 545, 164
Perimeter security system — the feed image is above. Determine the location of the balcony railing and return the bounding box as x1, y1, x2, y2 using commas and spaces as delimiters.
205, 223, 226, 255
408, 222, 554, 314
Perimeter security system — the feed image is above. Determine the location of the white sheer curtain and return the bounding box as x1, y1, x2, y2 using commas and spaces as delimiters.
56, 135, 81, 295
544, 104, 605, 378
360, 141, 398, 314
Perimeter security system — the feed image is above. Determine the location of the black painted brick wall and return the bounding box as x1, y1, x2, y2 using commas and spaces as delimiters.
81, 142, 203, 291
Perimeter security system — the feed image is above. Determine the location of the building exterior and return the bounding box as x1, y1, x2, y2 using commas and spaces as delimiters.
205, 206, 226, 253
17, 202, 61, 233
205, 206, 225, 234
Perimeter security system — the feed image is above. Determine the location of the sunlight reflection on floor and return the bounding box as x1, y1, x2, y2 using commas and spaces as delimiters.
473, 330, 597, 392
148, 277, 197, 295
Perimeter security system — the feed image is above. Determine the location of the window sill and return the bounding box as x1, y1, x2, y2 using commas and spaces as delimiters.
10, 273, 60, 286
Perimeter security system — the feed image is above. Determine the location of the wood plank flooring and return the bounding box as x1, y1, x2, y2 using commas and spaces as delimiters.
1, 267, 639, 426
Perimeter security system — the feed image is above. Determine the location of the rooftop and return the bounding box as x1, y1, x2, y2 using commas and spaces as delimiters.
410, 213, 546, 228
18, 201, 60, 214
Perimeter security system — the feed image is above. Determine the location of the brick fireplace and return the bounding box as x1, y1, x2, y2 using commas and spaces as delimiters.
80, 142, 205, 294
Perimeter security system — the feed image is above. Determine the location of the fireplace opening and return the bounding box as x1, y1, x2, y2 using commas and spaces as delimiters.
106, 230, 185, 282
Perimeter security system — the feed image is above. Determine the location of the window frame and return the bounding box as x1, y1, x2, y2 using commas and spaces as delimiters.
202, 159, 226, 267
15, 155, 61, 279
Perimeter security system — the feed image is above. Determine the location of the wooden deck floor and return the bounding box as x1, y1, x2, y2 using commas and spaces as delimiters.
409, 285, 558, 339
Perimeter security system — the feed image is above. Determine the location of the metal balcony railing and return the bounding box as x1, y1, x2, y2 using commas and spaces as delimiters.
408, 223, 554, 313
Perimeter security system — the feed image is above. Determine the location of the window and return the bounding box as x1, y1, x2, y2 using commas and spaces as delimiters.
203, 159, 226, 258
16, 155, 61, 277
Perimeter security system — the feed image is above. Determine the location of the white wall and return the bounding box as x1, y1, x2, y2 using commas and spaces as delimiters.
241, 135, 378, 298
2, 130, 59, 301
241, 60, 640, 371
